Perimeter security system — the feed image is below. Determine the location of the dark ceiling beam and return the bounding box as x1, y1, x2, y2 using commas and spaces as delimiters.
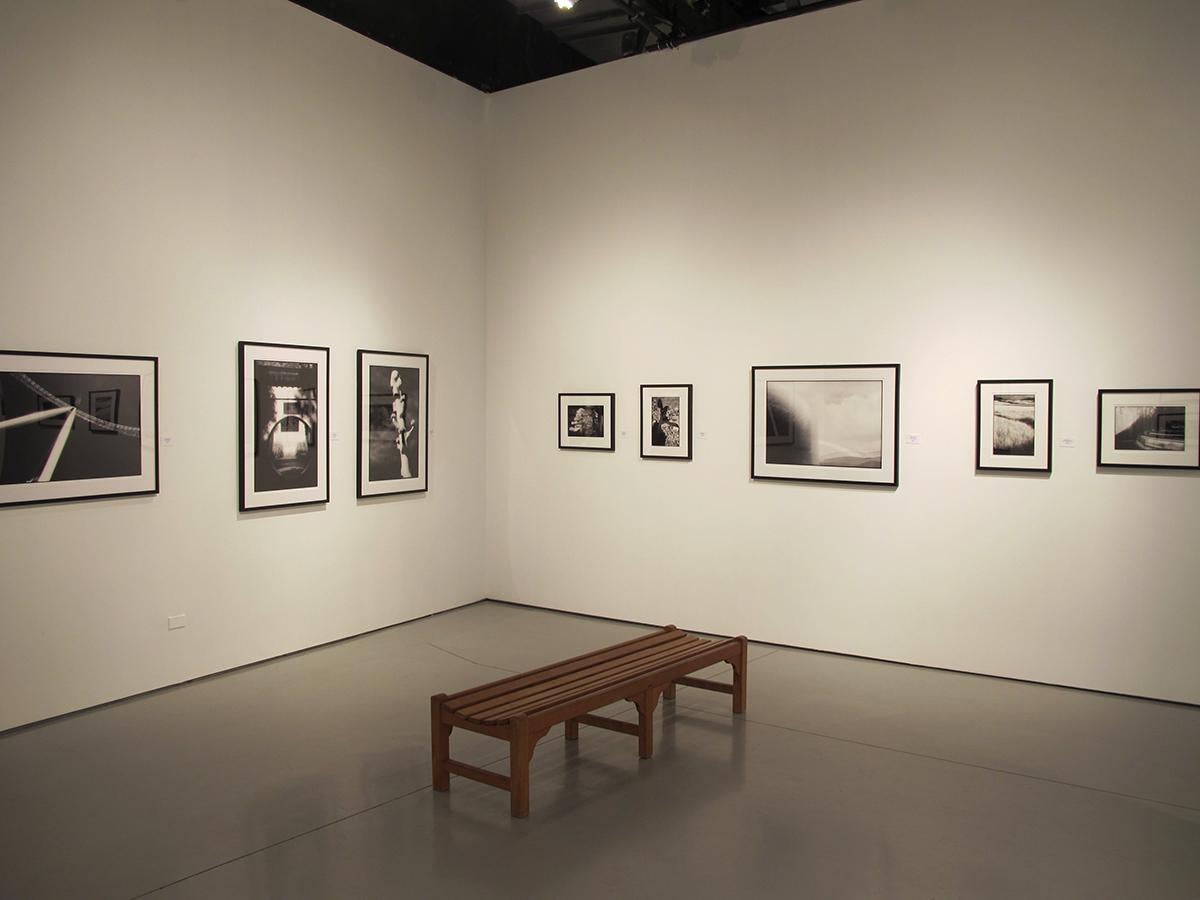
641, 0, 707, 36
671, 0, 860, 49
561, 22, 640, 42
545, 8, 630, 30
612, 0, 678, 47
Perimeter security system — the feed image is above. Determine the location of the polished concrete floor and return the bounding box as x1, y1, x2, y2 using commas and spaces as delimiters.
2, 601, 1198, 899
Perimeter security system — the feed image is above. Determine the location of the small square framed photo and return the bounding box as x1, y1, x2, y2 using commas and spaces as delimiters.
641, 384, 692, 460
238, 341, 329, 511
1097, 389, 1199, 470
976, 380, 1053, 473
357, 350, 429, 498
558, 393, 614, 451
752, 364, 899, 486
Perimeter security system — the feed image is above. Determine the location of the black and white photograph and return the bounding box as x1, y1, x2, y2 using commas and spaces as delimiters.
0, 350, 158, 508
752, 364, 899, 485
1097, 389, 1199, 469
89, 390, 120, 434
239, 341, 329, 511
976, 379, 1053, 473
641, 384, 692, 460
357, 350, 429, 497
558, 392, 615, 451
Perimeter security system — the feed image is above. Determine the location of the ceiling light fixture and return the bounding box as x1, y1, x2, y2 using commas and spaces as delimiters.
554, 0, 576, 9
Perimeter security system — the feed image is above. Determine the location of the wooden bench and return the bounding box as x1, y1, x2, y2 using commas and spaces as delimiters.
430, 625, 748, 817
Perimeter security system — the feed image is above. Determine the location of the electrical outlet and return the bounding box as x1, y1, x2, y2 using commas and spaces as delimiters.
167, 614, 187, 631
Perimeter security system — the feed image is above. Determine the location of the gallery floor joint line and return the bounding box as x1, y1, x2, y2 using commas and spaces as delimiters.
672, 699, 1200, 814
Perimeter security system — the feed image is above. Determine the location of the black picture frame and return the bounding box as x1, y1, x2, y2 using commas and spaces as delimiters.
356, 349, 430, 498
976, 379, 1053, 473
558, 392, 615, 451
1096, 388, 1199, 470
751, 363, 900, 486
238, 341, 330, 512
0, 350, 159, 508
640, 384, 692, 460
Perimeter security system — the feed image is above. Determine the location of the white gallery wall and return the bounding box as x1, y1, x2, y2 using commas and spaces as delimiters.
484, 0, 1200, 703
0, 0, 487, 730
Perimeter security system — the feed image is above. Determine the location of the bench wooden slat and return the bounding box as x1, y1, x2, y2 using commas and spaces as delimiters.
470, 639, 709, 722
527, 638, 742, 730
445, 627, 685, 709
474, 639, 717, 723
455, 634, 705, 721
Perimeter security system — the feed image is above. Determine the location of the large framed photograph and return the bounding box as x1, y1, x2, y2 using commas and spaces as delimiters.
558, 393, 615, 451
239, 341, 329, 511
976, 379, 1053, 473
357, 350, 428, 497
751, 364, 899, 486
1097, 389, 1199, 470
0, 350, 158, 508
641, 384, 692, 460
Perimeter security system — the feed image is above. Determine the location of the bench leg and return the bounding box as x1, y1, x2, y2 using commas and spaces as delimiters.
733, 636, 748, 715
663, 681, 676, 701
635, 689, 659, 760
565, 717, 579, 741
510, 714, 532, 818
431, 694, 451, 792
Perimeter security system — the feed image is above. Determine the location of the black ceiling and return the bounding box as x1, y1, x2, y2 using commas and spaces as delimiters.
291, 0, 861, 93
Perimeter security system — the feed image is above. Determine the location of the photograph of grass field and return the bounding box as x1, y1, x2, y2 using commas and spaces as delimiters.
976, 379, 1052, 473
992, 394, 1035, 456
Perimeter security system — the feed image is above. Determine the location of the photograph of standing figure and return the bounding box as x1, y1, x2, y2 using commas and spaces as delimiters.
358, 350, 429, 497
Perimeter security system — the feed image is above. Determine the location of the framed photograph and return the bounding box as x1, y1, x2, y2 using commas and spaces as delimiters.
0, 350, 158, 508
1097, 389, 1199, 470
976, 380, 1053, 473
751, 364, 900, 486
641, 384, 692, 460
238, 341, 329, 511
88, 390, 120, 434
357, 350, 429, 497
558, 393, 615, 451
